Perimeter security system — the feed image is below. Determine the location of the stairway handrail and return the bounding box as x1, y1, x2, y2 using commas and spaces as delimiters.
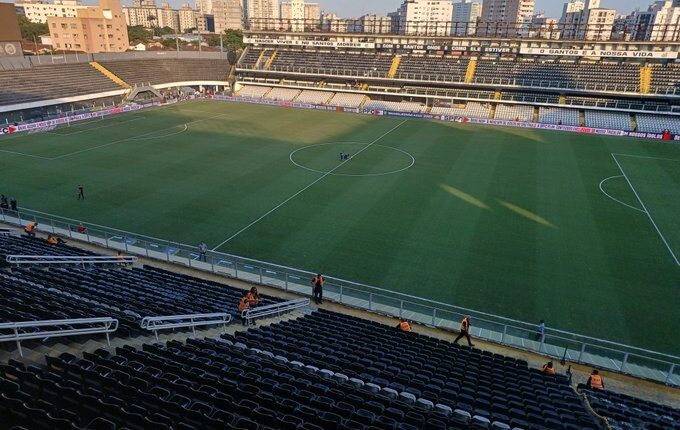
243, 298, 309, 323
140, 312, 232, 340
6, 255, 137, 265
0, 317, 118, 357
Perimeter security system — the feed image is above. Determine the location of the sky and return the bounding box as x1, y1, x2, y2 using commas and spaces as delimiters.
2, 0, 654, 18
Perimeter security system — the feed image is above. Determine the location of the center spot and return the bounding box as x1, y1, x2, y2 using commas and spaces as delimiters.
289, 142, 415, 177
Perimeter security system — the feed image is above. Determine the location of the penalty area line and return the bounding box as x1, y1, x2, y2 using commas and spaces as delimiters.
611, 153, 680, 267
211, 119, 409, 251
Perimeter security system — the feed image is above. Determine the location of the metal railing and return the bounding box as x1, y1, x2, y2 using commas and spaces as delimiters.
1, 208, 678, 386
242, 298, 310, 324
0, 317, 118, 357
140, 312, 232, 341
6, 255, 137, 266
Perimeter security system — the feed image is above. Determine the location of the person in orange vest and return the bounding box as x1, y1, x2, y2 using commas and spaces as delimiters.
238, 291, 250, 326
24, 222, 38, 238
311, 273, 325, 305
247, 287, 261, 306
542, 361, 556, 376
396, 319, 412, 332
454, 316, 474, 347
586, 369, 605, 390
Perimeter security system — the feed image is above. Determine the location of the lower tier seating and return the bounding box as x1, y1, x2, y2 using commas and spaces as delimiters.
431, 102, 491, 119
538, 108, 580, 126
1, 335, 525, 430
584, 111, 632, 131
579, 387, 680, 430
236, 85, 272, 98
494, 104, 534, 122
229, 309, 600, 430
635, 114, 680, 133
364, 100, 427, 113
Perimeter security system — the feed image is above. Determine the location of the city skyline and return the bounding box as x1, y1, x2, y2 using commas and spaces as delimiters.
1, 0, 657, 18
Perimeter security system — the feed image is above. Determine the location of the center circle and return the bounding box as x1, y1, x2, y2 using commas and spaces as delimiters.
289, 142, 415, 177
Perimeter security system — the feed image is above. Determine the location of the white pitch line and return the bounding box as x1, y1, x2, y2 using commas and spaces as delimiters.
129, 124, 188, 141
50, 112, 230, 160
598, 175, 645, 213
211, 119, 408, 251
49, 117, 145, 136
611, 153, 680, 163
0, 149, 52, 160
611, 153, 680, 266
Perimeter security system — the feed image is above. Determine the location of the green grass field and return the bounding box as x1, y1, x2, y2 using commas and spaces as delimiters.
2, 100, 679, 355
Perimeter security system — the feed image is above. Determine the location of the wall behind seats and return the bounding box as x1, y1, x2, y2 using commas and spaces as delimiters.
0, 4, 23, 59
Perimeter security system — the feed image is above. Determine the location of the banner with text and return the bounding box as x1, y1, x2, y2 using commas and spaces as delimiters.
520, 47, 678, 59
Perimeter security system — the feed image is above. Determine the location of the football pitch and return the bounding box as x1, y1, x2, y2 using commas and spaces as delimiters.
1, 100, 679, 355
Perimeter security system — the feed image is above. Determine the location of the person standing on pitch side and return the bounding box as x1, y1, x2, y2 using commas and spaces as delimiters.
454, 316, 474, 347
311, 273, 325, 305
77, 185, 85, 200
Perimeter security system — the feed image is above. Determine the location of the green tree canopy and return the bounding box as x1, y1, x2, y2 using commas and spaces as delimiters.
18, 16, 48, 41
223, 29, 244, 51
158, 26, 176, 35
127, 25, 152, 45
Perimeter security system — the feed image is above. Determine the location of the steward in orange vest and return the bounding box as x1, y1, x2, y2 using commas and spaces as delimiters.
46, 235, 58, 245
587, 370, 605, 390
454, 316, 474, 347
24, 222, 38, 237
238, 292, 250, 326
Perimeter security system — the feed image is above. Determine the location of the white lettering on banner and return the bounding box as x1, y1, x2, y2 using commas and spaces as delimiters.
244, 38, 375, 49
1, 104, 144, 138
520, 47, 678, 59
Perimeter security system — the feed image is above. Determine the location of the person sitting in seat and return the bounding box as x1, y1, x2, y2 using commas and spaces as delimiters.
238, 291, 250, 326
247, 287, 261, 306
396, 319, 412, 332
24, 222, 38, 238
541, 361, 556, 376
46, 235, 66, 245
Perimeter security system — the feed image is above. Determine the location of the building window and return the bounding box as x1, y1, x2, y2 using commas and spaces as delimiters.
70, 23, 77, 29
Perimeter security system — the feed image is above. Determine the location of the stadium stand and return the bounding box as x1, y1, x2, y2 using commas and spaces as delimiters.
635, 113, 680, 133
226, 309, 602, 430
494, 104, 534, 122
650, 63, 680, 93
236, 85, 272, 98
0, 63, 121, 106
263, 87, 301, 101
431, 102, 491, 118
0, 304, 610, 430
474, 60, 641, 92
396, 56, 470, 82
364, 100, 427, 113
584, 111, 633, 131
328, 92, 366, 108
295, 89, 334, 104
0, 236, 278, 338
538, 108, 580, 126
579, 387, 680, 430
242, 49, 393, 77
99, 59, 229, 86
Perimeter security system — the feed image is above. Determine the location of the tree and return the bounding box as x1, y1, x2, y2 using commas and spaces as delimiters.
18, 16, 48, 41
158, 26, 176, 35
223, 29, 244, 51
184, 27, 197, 34
127, 25, 152, 44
